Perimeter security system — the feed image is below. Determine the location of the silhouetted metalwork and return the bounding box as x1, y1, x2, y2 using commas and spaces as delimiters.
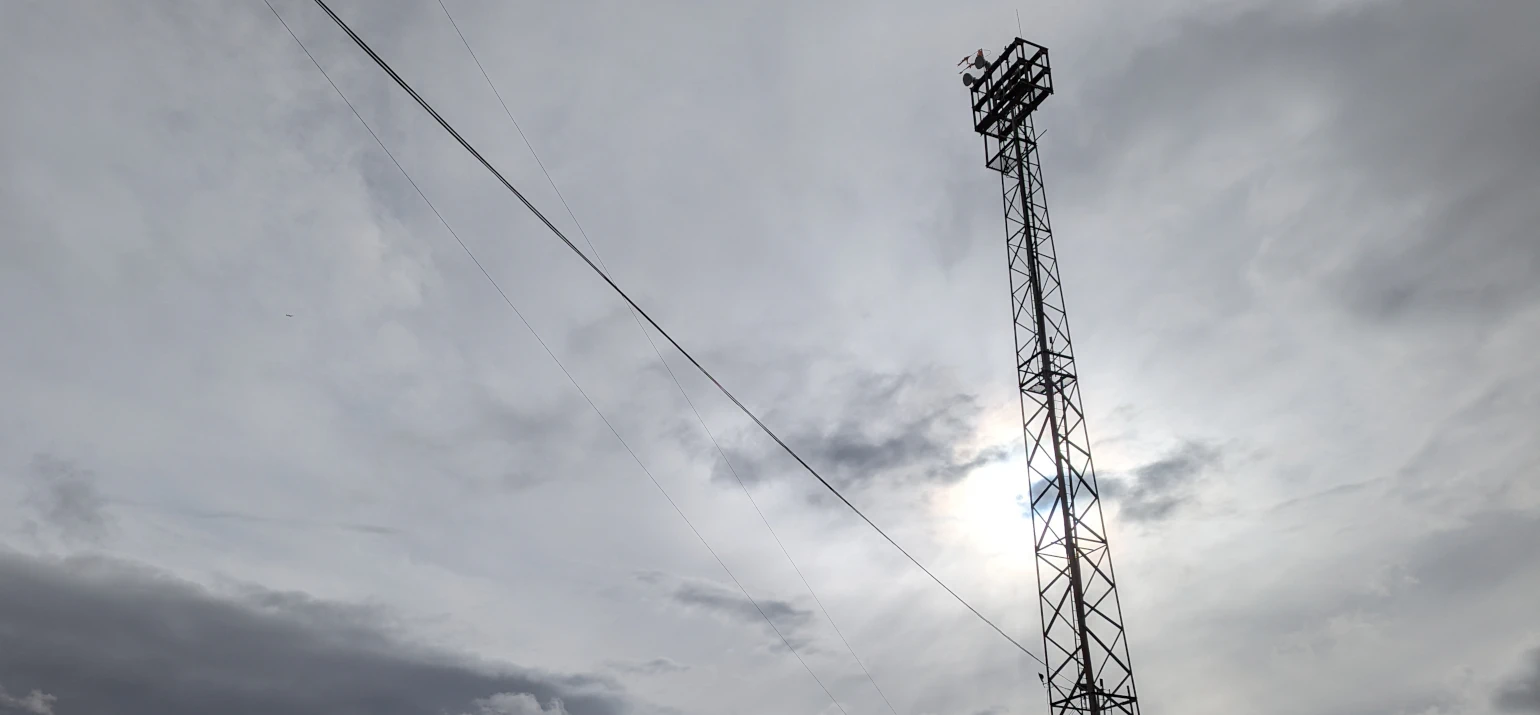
965, 38, 1139, 715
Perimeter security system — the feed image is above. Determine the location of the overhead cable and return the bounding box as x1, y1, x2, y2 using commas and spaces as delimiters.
430, 2, 905, 711
260, 2, 849, 711
307, 0, 1047, 669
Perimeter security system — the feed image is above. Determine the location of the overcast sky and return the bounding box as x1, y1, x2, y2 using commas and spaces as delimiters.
2, 0, 1537, 714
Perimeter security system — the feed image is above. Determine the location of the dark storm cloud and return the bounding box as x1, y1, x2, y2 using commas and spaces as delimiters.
20, 454, 112, 544
1099, 441, 1222, 522
0, 551, 630, 715
1498, 647, 1540, 713
1065, 0, 1540, 326
711, 370, 1012, 491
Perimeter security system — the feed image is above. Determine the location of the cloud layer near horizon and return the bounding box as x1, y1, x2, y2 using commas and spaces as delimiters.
0, 550, 625, 715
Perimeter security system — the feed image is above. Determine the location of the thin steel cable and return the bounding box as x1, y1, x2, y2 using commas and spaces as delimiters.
309, 0, 1047, 669
260, 3, 849, 711
431, 2, 904, 711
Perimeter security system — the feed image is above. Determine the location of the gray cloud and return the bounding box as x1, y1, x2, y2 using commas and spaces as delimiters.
1309, 0, 1540, 325
1184, 508, 1540, 714
20, 453, 400, 539
606, 658, 689, 677
1398, 511, 1540, 612
712, 369, 1013, 492
0, 683, 55, 715
369, 375, 622, 495
20, 454, 112, 545
1267, 479, 1376, 515
650, 574, 818, 652
3, 1, 1539, 714
1099, 441, 1222, 522
673, 581, 812, 630
1498, 647, 1540, 713
459, 692, 570, 715
1064, 0, 1540, 328
0, 550, 631, 715
117, 499, 401, 537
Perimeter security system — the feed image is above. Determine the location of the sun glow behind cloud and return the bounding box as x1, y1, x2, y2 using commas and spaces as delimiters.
936, 454, 1036, 572
934, 400, 1147, 570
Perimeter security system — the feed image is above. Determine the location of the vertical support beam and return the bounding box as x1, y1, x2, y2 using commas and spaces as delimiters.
966, 39, 1140, 715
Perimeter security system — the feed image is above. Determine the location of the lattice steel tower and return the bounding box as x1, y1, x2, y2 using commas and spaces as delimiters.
962, 40, 1139, 715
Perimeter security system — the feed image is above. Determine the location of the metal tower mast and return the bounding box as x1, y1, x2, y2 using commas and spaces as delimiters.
963, 40, 1139, 715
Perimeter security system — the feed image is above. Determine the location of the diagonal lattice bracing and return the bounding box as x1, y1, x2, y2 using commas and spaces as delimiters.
966, 38, 1140, 715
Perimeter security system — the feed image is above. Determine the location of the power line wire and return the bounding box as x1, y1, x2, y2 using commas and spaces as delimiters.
259, 3, 849, 712
430, 2, 904, 712
307, 0, 1047, 669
